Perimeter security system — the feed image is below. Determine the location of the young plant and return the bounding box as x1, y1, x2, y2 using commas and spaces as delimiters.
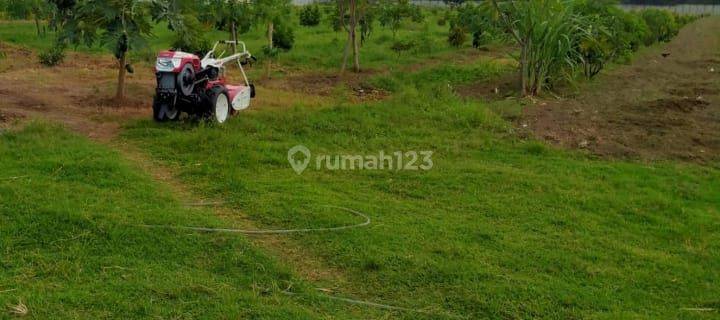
64, 0, 153, 103
447, 24, 466, 48
377, 0, 420, 39
450, 3, 498, 48
490, 0, 592, 96
254, 0, 292, 78
299, 4, 321, 26
38, 41, 65, 66
641, 8, 678, 43
337, 0, 374, 73
205, 0, 254, 53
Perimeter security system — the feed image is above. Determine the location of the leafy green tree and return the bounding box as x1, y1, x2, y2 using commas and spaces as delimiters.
254, 0, 292, 78
47, 0, 76, 31
204, 0, 254, 52
451, 2, 501, 48
64, 0, 153, 103
377, 0, 420, 39
337, 0, 374, 73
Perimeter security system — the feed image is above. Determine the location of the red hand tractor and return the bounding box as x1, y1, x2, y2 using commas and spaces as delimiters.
152, 41, 256, 123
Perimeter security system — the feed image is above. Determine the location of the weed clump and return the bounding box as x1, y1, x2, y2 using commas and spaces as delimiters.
447, 25, 466, 48
38, 45, 65, 66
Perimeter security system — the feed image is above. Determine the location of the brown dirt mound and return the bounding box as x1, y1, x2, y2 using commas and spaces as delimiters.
522, 17, 720, 163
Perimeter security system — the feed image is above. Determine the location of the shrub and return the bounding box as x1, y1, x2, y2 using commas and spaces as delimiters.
447, 25, 466, 48
450, 3, 503, 48
409, 5, 424, 23
38, 45, 65, 66
673, 12, 697, 28
390, 39, 417, 55
573, 1, 650, 77
437, 16, 446, 26
378, 0, 422, 38
299, 4, 321, 26
273, 23, 295, 51
618, 12, 651, 51
492, 0, 590, 95
641, 9, 678, 43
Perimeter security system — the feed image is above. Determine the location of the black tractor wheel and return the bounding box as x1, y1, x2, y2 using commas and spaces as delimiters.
152, 96, 179, 122
177, 63, 195, 96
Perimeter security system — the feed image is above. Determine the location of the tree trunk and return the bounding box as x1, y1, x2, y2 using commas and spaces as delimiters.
348, 0, 360, 73
35, 17, 41, 36
265, 22, 274, 79
352, 25, 360, 72
520, 43, 529, 96
115, 53, 127, 103
340, 37, 351, 73
231, 22, 238, 53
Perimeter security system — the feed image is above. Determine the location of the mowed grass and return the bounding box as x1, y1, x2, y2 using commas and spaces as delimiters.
0, 123, 389, 319
121, 56, 720, 319
3, 8, 720, 320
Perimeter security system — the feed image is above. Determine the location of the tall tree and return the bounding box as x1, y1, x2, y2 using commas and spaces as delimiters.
254, 0, 291, 78
209, 0, 254, 52
337, 0, 373, 73
64, 0, 153, 103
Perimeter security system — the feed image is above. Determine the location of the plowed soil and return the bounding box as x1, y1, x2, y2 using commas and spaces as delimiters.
522, 17, 720, 163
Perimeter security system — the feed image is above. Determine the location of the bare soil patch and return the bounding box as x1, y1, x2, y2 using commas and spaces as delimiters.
259, 70, 388, 103
521, 17, 720, 163
455, 72, 520, 102
0, 42, 35, 72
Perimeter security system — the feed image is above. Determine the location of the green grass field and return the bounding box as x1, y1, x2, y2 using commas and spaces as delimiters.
2, 8, 720, 320
120, 77, 720, 319
0, 123, 393, 319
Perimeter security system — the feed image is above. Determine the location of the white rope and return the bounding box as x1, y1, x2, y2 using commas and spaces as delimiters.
282, 290, 465, 319
139, 205, 464, 318
138, 205, 370, 234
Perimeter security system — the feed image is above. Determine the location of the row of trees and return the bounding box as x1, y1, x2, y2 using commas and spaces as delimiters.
2, 0, 412, 102
476, 0, 691, 96
3, 0, 297, 102
1, 0, 697, 100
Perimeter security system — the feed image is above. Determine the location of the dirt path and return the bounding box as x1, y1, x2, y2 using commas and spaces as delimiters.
0, 47, 152, 140
521, 17, 720, 163
0, 42, 361, 291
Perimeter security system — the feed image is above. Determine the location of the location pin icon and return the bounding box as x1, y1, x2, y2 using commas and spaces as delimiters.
288, 145, 311, 174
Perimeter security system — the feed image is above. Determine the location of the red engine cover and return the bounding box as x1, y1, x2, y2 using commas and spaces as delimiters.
155, 50, 201, 73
